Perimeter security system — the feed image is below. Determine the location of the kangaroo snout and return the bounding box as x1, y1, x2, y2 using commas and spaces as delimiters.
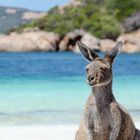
87, 75, 94, 82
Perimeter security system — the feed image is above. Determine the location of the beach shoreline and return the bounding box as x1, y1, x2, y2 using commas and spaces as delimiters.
0, 122, 139, 140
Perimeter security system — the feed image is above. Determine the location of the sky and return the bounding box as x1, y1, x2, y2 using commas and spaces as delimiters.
0, 0, 70, 11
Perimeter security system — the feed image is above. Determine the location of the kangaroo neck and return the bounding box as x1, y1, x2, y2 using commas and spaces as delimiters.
92, 80, 115, 107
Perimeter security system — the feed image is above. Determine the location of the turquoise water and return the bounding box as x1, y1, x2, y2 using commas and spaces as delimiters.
0, 52, 139, 125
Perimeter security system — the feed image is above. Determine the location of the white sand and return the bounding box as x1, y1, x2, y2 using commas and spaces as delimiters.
0, 124, 78, 140
0, 123, 139, 140
135, 122, 140, 130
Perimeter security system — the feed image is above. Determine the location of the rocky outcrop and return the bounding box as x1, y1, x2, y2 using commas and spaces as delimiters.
0, 30, 60, 52
74, 33, 100, 53
22, 12, 46, 20
100, 39, 116, 52
117, 30, 140, 53
58, 29, 100, 52
122, 42, 140, 53
58, 0, 82, 14
124, 11, 140, 32
59, 29, 85, 51
0, 28, 140, 53
22, 30, 59, 49
0, 33, 37, 51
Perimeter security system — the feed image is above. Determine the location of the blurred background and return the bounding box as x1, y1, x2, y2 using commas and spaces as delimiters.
0, 0, 139, 126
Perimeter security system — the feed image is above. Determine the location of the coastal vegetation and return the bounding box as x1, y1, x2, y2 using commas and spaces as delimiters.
0, 0, 140, 53
14, 0, 140, 39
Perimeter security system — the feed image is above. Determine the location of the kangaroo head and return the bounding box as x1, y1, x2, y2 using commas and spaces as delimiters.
77, 41, 122, 87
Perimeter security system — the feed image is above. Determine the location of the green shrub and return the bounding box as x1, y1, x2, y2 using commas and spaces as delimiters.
106, 0, 140, 21
12, 0, 140, 39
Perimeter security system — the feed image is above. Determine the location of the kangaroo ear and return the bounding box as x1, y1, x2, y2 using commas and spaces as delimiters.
77, 41, 99, 61
104, 42, 123, 63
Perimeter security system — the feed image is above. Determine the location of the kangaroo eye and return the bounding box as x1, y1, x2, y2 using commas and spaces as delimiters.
86, 68, 89, 73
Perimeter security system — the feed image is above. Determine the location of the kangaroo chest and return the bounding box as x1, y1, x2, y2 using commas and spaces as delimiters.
86, 94, 112, 133
94, 103, 110, 131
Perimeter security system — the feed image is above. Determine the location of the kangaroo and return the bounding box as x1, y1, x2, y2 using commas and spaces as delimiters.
75, 41, 140, 140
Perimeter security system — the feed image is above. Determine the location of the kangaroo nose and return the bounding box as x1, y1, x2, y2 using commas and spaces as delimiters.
88, 76, 94, 81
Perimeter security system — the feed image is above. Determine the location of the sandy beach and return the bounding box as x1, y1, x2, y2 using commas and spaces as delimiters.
0, 124, 78, 140
0, 122, 139, 140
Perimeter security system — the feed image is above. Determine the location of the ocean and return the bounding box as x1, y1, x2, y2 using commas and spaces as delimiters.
0, 52, 139, 125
